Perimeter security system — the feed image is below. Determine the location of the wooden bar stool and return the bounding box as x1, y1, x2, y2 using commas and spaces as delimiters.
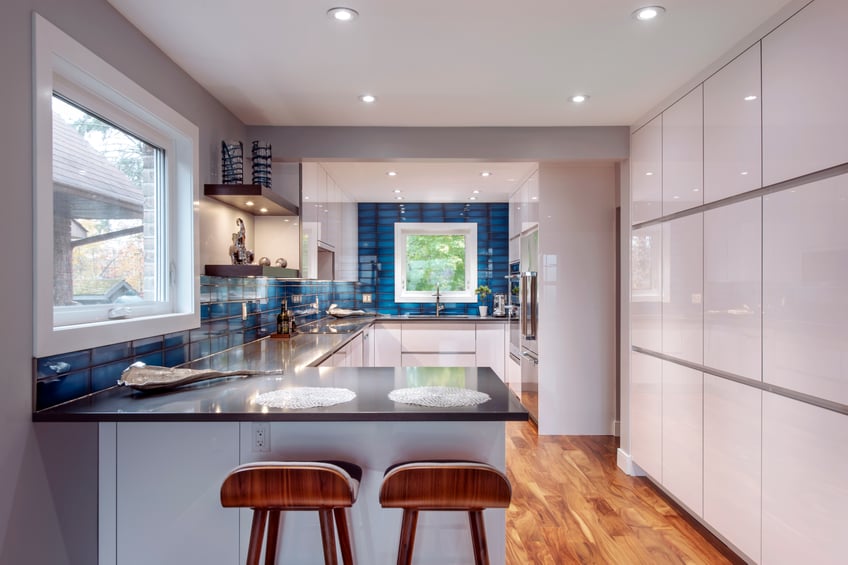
379, 461, 512, 565
220, 460, 361, 565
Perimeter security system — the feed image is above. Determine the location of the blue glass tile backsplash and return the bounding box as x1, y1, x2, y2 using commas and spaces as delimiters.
34, 277, 359, 410
358, 202, 509, 315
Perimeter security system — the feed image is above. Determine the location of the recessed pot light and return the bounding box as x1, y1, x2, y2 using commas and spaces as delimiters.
395, 196, 404, 201
387, 171, 397, 176
245, 200, 254, 207
393, 189, 402, 194
327, 7, 358, 21
744, 95, 758, 101
472, 189, 480, 194
469, 196, 478, 201
359, 94, 376, 103
633, 6, 665, 21
259, 207, 268, 213
480, 171, 492, 177
570, 94, 589, 103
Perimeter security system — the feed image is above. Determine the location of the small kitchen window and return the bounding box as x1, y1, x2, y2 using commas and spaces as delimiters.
394, 222, 477, 303
33, 14, 199, 357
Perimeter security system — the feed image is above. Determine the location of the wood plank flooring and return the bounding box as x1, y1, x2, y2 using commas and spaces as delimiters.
505, 421, 745, 564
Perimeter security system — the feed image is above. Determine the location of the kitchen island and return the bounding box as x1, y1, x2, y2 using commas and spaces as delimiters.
35, 336, 527, 565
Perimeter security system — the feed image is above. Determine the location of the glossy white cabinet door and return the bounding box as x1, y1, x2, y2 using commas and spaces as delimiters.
762, 0, 848, 185
662, 86, 703, 214
763, 174, 848, 405
630, 352, 662, 480
762, 393, 848, 564
401, 322, 476, 353
373, 322, 402, 366
401, 353, 477, 367
116, 422, 240, 565
704, 44, 762, 203
661, 362, 703, 517
631, 116, 663, 224
662, 214, 703, 364
703, 375, 761, 563
631, 224, 663, 352
704, 198, 762, 380
476, 323, 505, 381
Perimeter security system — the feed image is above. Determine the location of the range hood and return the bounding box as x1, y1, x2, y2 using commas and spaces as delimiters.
204, 184, 299, 216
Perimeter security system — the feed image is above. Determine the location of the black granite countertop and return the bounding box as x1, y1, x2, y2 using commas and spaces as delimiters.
33, 332, 528, 423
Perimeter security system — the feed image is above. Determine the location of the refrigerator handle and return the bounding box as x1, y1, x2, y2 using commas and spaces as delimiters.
521, 272, 537, 341
528, 273, 537, 340
520, 273, 527, 337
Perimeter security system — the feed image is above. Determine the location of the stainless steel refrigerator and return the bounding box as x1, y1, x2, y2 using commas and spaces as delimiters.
519, 228, 539, 422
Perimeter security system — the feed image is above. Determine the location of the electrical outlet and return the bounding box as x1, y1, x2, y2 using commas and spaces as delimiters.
291, 294, 302, 304
252, 422, 270, 452
362, 293, 372, 304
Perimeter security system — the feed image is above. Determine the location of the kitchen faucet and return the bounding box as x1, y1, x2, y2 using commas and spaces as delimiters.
432, 283, 444, 316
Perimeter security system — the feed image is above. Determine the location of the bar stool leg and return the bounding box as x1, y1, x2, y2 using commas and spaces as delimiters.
318, 509, 339, 565
468, 510, 489, 565
247, 509, 268, 565
264, 510, 280, 565
397, 509, 419, 565
333, 507, 354, 565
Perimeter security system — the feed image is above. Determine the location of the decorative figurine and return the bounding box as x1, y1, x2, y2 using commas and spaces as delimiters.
229, 218, 254, 265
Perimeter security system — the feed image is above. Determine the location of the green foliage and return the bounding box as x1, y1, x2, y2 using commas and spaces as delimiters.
474, 285, 492, 300
405, 234, 466, 291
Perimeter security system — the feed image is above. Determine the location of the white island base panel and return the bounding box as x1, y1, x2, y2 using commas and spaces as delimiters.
98, 420, 507, 565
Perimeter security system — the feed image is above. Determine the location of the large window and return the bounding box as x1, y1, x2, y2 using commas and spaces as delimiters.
34, 14, 199, 357
394, 223, 477, 303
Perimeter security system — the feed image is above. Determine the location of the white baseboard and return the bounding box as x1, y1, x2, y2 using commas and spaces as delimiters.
616, 448, 646, 476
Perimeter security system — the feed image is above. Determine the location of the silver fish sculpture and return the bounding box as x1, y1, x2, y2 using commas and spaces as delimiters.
118, 361, 277, 391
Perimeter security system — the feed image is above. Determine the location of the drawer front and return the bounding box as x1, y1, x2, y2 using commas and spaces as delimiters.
401, 323, 476, 353
401, 353, 477, 367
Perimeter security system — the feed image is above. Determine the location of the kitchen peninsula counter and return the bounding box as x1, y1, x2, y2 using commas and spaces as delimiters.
34, 326, 523, 565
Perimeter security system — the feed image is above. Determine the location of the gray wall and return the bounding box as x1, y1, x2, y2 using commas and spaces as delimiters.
1, 1, 245, 563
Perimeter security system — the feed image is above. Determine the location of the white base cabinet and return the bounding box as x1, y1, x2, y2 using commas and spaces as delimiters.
762, 394, 848, 565
704, 375, 761, 563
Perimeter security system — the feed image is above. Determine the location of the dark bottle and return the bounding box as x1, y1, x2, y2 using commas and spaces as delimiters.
276, 302, 290, 336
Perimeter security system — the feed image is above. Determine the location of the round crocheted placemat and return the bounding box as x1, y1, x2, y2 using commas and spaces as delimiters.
253, 387, 356, 409
388, 386, 491, 407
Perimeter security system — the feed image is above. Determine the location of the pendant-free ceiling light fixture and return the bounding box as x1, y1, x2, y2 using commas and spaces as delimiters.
359, 94, 376, 103
327, 7, 359, 21
570, 94, 589, 103
633, 6, 665, 21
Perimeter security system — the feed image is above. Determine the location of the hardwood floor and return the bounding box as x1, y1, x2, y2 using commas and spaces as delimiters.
505, 421, 744, 565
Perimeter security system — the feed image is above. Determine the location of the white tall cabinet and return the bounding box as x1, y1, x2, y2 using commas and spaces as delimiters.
628, 1, 848, 562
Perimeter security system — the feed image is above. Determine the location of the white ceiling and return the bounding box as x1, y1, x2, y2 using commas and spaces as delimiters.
107, 0, 794, 200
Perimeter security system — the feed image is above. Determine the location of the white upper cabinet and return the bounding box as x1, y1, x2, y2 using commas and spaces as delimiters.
763, 173, 848, 405
662, 213, 703, 364
631, 115, 663, 224
703, 198, 762, 381
631, 224, 663, 351
662, 86, 703, 214
762, 0, 848, 185
704, 44, 762, 202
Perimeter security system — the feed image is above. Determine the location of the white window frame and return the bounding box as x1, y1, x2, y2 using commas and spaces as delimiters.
394, 222, 478, 303
33, 14, 199, 357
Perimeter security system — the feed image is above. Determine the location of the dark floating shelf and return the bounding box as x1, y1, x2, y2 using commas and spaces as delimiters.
204, 184, 299, 216
205, 265, 300, 278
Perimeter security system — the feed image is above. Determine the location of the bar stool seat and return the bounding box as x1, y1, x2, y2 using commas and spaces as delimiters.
379, 461, 512, 565
220, 460, 361, 565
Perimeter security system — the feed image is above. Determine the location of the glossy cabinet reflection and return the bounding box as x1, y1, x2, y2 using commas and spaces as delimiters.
662, 214, 703, 364
762, 0, 848, 185
630, 352, 662, 480
704, 44, 762, 202
704, 376, 761, 562
704, 198, 762, 380
661, 362, 703, 517
631, 224, 662, 351
762, 393, 848, 564
763, 174, 848, 405
662, 86, 703, 214
631, 116, 663, 224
